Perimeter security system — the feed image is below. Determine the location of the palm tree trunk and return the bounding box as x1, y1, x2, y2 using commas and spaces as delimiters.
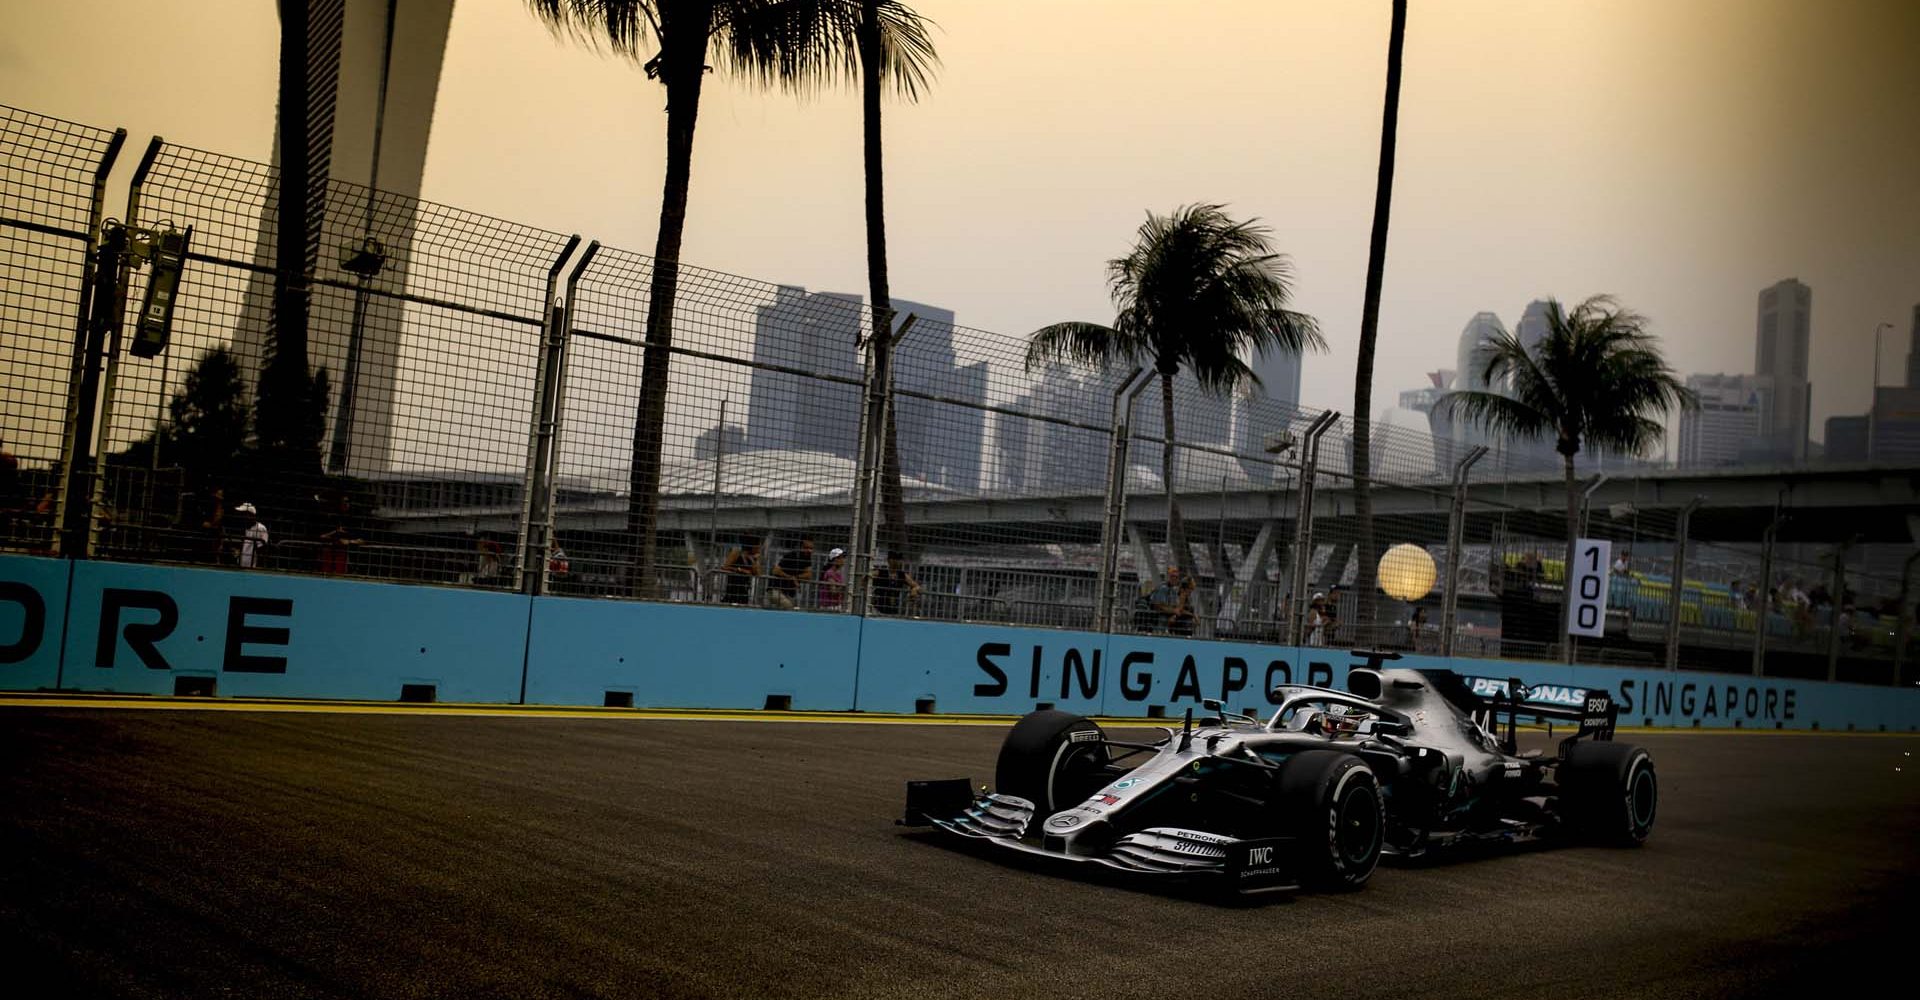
1351, 0, 1408, 648
1562, 448, 1579, 663
859, 1, 910, 560
1161, 372, 1194, 581
626, 6, 713, 597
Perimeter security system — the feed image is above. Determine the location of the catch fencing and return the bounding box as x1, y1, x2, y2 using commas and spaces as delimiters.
1, 100, 1912, 686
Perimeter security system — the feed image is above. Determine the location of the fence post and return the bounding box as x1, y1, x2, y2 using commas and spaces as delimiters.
1825, 536, 1854, 683
515, 236, 584, 593
1893, 550, 1918, 686
1441, 445, 1488, 656
1095, 368, 1149, 632
1751, 513, 1779, 677
52, 130, 134, 557
1663, 495, 1703, 672
1287, 411, 1340, 646
518, 240, 595, 594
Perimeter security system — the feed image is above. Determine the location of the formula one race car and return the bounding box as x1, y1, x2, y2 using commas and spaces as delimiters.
900, 666, 1655, 896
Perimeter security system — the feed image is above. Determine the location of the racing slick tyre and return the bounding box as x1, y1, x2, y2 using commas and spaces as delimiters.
1557, 742, 1657, 845
995, 710, 1110, 814
1275, 750, 1384, 891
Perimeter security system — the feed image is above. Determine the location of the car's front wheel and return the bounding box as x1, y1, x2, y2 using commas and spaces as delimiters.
994, 710, 1110, 814
1275, 750, 1384, 890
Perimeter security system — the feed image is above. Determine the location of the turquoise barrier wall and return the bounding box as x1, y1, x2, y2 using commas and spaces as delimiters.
523, 596, 860, 710
53, 559, 529, 702
0, 555, 69, 692
4, 555, 1916, 731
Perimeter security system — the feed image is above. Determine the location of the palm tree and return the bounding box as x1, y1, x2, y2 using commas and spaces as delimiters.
1350, 0, 1408, 640
1026, 204, 1322, 594
527, 0, 870, 595
849, 1, 936, 561
1442, 296, 1695, 656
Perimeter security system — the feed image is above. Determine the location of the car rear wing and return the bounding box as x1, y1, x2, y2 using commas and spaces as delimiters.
1460, 675, 1616, 754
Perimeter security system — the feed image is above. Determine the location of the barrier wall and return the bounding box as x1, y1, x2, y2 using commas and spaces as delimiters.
524, 596, 860, 710
4, 555, 1917, 732
5, 557, 530, 702
0, 555, 69, 693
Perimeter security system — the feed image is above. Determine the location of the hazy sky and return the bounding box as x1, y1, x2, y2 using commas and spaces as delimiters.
4, 0, 1916, 442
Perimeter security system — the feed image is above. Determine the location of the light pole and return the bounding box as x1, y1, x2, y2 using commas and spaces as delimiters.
1869, 322, 1894, 460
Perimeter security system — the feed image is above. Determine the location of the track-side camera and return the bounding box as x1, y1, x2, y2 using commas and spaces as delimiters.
125, 223, 193, 359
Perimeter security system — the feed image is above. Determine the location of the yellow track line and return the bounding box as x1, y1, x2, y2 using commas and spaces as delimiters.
0, 694, 1909, 734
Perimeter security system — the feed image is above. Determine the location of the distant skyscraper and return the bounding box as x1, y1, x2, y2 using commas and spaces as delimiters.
1455, 312, 1506, 394
991, 365, 1113, 495
1398, 370, 1457, 470
1754, 278, 1812, 462
746, 289, 986, 491
1250, 344, 1303, 409
234, 0, 458, 476
1508, 300, 1560, 469
1515, 299, 1551, 355
1906, 302, 1920, 389
1451, 312, 1506, 454
1678, 373, 1772, 467
1228, 344, 1305, 483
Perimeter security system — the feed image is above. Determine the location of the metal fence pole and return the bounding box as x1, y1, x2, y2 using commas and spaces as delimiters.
1096, 368, 1149, 632
1893, 550, 1918, 686
1441, 445, 1488, 656
1751, 514, 1779, 677
513, 236, 581, 594
709, 397, 728, 596
1825, 536, 1854, 683
1664, 496, 1703, 671
848, 329, 876, 615
1287, 411, 1340, 646
52, 131, 136, 557
518, 240, 597, 593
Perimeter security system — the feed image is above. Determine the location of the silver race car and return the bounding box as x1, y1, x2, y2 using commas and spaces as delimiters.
900, 665, 1655, 896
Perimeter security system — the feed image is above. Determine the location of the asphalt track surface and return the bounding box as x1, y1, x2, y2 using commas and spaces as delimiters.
2, 705, 1915, 1000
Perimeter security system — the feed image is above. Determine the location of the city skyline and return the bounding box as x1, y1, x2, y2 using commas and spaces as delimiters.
2, 1, 1914, 448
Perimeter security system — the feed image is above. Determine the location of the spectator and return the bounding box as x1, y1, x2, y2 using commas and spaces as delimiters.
1406, 605, 1429, 651
1612, 549, 1631, 577
318, 494, 362, 576
0, 436, 20, 542
198, 487, 227, 565
547, 542, 570, 579
872, 552, 922, 616
719, 538, 761, 605
1324, 585, 1345, 644
234, 502, 268, 569
0, 435, 18, 503
769, 538, 814, 610
476, 537, 504, 581
819, 547, 847, 609
1149, 566, 1196, 636
1306, 592, 1328, 646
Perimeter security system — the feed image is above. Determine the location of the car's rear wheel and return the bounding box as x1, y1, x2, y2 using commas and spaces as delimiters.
1557, 741, 1656, 845
994, 710, 1110, 814
1275, 750, 1383, 890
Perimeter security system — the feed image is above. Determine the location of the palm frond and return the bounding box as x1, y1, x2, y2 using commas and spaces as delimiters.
868, 1, 940, 100
718, 0, 860, 96
1440, 390, 1557, 448
1024, 321, 1136, 372
526, 0, 660, 61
